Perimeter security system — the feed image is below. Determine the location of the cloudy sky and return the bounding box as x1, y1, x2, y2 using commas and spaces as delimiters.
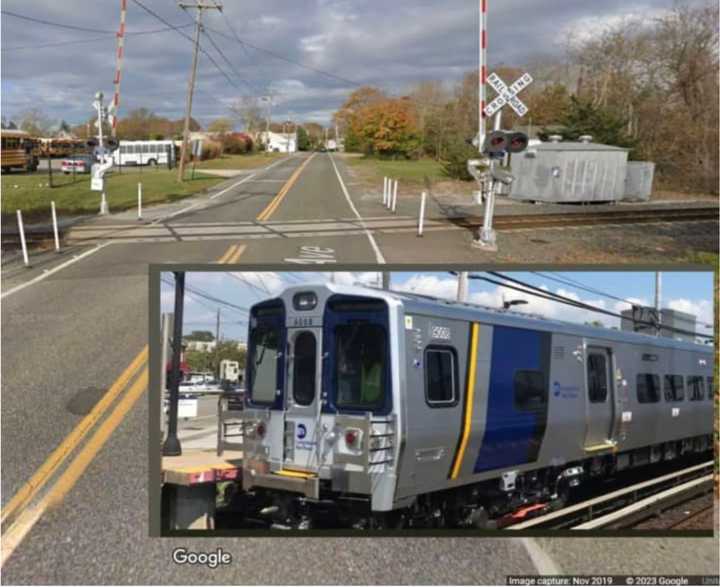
0, 0, 704, 128
160, 271, 714, 342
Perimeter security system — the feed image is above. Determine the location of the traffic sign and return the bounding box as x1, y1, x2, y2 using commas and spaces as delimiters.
91, 177, 104, 192
484, 72, 534, 118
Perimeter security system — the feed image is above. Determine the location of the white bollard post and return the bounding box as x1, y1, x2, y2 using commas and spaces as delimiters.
51, 201, 60, 252
16, 210, 29, 267
138, 183, 143, 220
391, 180, 399, 213
383, 177, 388, 206
418, 191, 427, 237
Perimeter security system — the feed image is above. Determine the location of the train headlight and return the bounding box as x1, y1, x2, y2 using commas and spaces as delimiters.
256, 422, 267, 439
293, 292, 318, 311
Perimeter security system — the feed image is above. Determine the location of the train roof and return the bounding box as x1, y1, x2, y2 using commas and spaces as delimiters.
272, 283, 712, 353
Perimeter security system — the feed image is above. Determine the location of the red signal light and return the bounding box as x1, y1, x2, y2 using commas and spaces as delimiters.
345, 429, 358, 446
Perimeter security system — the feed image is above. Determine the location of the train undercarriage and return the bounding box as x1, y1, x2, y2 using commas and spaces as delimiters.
218, 436, 712, 530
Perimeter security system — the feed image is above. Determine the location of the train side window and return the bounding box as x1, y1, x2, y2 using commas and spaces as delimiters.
514, 370, 546, 411
664, 375, 685, 402
707, 377, 715, 400
687, 376, 704, 401
636, 373, 660, 403
587, 353, 608, 403
424, 347, 458, 407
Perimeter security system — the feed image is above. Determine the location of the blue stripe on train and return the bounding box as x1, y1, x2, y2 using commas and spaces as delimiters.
474, 325, 549, 473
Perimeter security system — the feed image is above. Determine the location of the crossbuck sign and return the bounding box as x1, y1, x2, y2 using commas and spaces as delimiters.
484, 72, 534, 118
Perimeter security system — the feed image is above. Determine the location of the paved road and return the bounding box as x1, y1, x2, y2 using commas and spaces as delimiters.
1, 153, 718, 584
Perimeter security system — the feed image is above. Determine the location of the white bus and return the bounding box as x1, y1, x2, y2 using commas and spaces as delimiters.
112, 140, 176, 167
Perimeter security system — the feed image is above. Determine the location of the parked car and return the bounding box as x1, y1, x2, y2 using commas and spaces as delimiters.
61, 154, 94, 174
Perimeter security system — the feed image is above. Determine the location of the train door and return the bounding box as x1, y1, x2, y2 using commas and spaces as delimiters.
283, 328, 322, 472
584, 345, 615, 448
474, 326, 551, 472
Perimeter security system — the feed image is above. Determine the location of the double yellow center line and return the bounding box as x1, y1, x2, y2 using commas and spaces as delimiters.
1, 347, 149, 566
1, 247, 247, 566
217, 243, 246, 264
256, 153, 316, 222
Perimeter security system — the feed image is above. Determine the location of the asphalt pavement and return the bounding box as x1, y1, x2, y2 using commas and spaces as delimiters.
1, 152, 718, 584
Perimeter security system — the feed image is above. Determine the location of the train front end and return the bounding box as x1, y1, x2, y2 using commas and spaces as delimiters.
241, 284, 401, 528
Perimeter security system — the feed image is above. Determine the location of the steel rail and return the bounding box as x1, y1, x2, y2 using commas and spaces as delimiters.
507, 460, 714, 530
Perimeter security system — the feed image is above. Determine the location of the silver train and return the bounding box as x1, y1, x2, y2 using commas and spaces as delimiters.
238, 283, 714, 528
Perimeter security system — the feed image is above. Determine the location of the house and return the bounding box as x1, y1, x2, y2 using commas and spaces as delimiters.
184, 340, 217, 352
258, 131, 297, 153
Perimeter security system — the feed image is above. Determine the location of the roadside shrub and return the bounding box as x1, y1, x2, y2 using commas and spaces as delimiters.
199, 140, 222, 161
441, 140, 478, 181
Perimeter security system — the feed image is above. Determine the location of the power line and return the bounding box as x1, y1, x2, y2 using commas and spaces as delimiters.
0, 9, 189, 36
201, 27, 266, 94
162, 277, 249, 314
130, 0, 239, 91
204, 25, 364, 87
531, 272, 634, 305
218, 7, 253, 62
480, 272, 712, 341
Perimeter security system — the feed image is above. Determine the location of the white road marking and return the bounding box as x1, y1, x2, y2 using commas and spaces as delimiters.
1, 243, 110, 300
328, 154, 386, 264
518, 538, 563, 576
0, 157, 293, 299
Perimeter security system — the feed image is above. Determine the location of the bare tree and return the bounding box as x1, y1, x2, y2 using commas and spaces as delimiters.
229, 97, 264, 135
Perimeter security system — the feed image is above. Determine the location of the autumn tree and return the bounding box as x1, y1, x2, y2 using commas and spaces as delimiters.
334, 86, 386, 152
350, 97, 421, 158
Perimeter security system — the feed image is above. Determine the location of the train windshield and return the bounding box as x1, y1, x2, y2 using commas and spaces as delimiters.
248, 325, 280, 403
335, 323, 387, 411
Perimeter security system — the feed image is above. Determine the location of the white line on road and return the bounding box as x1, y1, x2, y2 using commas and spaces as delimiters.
518, 538, 563, 576
328, 154, 386, 264
1, 243, 110, 300
1, 157, 294, 300
150, 155, 292, 223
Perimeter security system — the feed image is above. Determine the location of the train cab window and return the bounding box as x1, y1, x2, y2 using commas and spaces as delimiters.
424, 347, 458, 407
335, 323, 387, 412
636, 373, 660, 403
587, 353, 609, 403
664, 375, 685, 402
687, 376, 704, 401
514, 370, 547, 411
248, 326, 280, 404
292, 332, 317, 406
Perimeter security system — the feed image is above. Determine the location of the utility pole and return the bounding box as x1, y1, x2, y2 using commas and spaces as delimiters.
655, 272, 662, 336
457, 272, 469, 303
177, 1, 222, 182
214, 307, 221, 378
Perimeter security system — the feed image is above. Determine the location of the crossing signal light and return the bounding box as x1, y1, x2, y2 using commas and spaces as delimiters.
507, 132, 529, 153
107, 138, 118, 150
86, 138, 98, 148
482, 131, 529, 156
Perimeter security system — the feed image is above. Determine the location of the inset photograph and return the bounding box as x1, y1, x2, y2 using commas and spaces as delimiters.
153, 270, 716, 534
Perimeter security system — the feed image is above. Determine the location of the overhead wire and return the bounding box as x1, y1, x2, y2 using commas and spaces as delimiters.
478, 272, 713, 341
531, 272, 636, 305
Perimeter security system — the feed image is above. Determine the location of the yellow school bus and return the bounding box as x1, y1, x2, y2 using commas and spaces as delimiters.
1, 129, 39, 172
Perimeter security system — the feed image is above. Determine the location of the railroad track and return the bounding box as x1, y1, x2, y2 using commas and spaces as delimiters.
453, 206, 718, 231
507, 460, 714, 531
666, 503, 715, 530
